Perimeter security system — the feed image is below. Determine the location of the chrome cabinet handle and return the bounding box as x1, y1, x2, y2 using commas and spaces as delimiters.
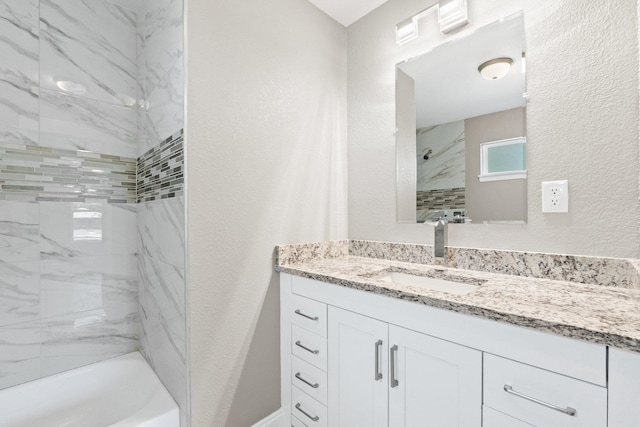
295, 340, 319, 355
295, 372, 319, 389
295, 403, 319, 422
374, 340, 383, 381
503, 385, 576, 416
390, 345, 399, 388
295, 309, 319, 321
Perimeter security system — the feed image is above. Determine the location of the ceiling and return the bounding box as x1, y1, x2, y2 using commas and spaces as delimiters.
398, 13, 526, 128
308, 0, 389, 26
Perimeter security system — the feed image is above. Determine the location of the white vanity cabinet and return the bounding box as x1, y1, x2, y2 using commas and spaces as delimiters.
327, 307, 481, 427
280, 273, 611, 427
608, 348, 640, 426
387, 323, 482, 426
327, 307, 388, 427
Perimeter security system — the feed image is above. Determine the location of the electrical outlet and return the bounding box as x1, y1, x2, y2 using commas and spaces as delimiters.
542, 180, 569, 213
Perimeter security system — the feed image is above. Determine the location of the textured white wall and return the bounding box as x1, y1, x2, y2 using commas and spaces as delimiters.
348, 0, 640, 258
185, 0, 348, 425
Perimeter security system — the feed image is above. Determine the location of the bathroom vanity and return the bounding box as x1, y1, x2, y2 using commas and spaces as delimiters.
277, 241, 640, 427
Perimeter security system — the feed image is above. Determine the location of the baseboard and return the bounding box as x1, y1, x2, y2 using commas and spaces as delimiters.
252, 408, 285, 427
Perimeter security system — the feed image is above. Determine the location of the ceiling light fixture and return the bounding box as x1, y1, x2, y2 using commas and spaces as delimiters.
478, 57, 513, 80
56, 80, 86, 95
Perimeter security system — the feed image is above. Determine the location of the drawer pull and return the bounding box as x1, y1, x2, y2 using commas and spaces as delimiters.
295, 309, 319, 321
390, 345, 399, 388
295, 340, 320, 355
374, 340, 383, 381
503, 385, 577, 416
295, 372, 320, 389
295, 403, 320, 422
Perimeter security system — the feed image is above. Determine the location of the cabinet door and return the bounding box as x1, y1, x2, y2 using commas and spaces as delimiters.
609, 348, 640, 426
328, 306, 388, 427
388, 325, 482, 427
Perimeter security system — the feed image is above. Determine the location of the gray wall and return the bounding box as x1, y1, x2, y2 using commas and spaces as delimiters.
186, 0, 348, 425
347, 0, 640, 258
465, 107, 527, 222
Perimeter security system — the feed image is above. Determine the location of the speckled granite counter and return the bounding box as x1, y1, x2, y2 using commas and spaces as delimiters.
275, 241, 640, 352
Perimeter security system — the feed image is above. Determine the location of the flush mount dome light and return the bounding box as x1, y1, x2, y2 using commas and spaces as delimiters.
478, 57, 513, 80
56, 80, 86, 95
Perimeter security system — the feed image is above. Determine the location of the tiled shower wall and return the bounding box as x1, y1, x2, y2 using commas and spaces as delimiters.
0, 0, 138, 389
136, 0, 187, 422
0, 2, 186, 420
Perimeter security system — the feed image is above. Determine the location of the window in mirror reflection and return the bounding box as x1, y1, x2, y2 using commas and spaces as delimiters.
480, 137, 526, 182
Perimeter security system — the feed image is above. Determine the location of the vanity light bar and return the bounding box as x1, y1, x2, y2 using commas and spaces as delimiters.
395, 0, 468, 45
438, 0, 469, 34
396, 16, 419, 45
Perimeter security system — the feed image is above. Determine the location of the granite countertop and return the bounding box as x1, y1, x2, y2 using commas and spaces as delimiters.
277, 255, 640, 352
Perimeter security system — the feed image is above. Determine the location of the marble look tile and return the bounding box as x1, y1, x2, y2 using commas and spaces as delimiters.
138, 255, 185, 358
137, 0, 183, 97
137, 99, 148, 157
276, 240, 348, 266
0, 201, 40, 263
40, 307, 138, 377
40, 254, 137, 319
40, 201, 137, 259
416, 121, 465, 192
348, 240, 434, 265
447, 247, 637, 288
138, 254, 186, 409
39, 89, 137, 158
0, 0, 39, 146
40, 0, 137, 107
140, 54, 184, 155
0, 321, 41, 390
137, 197, 185, 270
107, 0, 143, 13
0, 261, 40, 327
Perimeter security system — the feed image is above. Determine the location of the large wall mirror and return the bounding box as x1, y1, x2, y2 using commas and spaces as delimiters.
396, 12, 527, 224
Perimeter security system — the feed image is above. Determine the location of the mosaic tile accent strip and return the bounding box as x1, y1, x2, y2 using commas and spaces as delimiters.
417, 187, 466, 211
0, 142, 136, 203
137, 129, 184, 203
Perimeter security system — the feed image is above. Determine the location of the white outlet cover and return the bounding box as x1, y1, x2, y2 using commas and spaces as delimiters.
542, 180, 569, 213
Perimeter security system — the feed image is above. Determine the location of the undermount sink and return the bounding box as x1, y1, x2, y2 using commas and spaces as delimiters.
375, 271, 479, 295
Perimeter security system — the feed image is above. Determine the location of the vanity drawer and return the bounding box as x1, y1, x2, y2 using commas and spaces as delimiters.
292, 325, 327, 371
291, 355, 327, 405
483, 354, 607, 427
291, 415, 308, 427
483, 405, 533, 426
291, 294, 327, 337
292, 385, 327, 427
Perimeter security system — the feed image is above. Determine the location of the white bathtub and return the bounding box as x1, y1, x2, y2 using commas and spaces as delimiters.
0, 352, 179, 427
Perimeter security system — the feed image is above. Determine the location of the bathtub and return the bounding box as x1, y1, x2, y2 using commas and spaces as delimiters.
0, 352, 179, 427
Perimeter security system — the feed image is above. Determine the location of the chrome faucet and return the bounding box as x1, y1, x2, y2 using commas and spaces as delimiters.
429, 210, 448, 262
